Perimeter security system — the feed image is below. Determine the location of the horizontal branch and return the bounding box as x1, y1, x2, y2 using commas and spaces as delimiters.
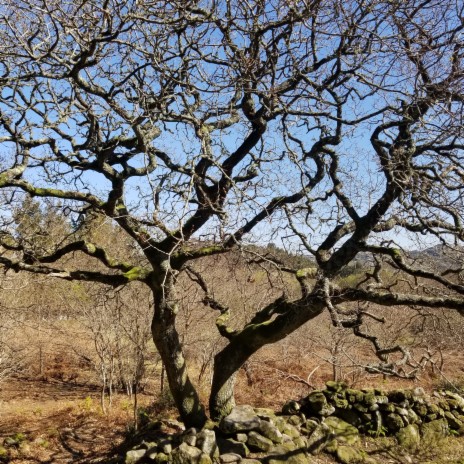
2, 179, 103, 207
0, 257, 151, 287
37, 240, 135, 273
335, 287, 464, 314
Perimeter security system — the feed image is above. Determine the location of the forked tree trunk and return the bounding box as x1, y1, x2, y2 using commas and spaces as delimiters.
150, 266, 207, 428
210, 297, 326, 420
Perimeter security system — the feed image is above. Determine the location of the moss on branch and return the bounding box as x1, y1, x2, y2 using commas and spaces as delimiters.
172, 245, 226, 266
123, 266, 150, 281
296, 267, 317, 279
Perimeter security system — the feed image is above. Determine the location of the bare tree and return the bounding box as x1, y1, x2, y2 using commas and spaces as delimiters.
0, 303, 23, 383
0, 0, 463, 426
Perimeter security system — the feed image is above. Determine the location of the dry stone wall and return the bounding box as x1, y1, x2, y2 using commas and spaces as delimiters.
125, 382, 464, 464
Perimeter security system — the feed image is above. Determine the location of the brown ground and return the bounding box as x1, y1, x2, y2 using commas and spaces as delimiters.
2, 338, 464, 464
3, 375, 464, 464
0, 377, 136, 463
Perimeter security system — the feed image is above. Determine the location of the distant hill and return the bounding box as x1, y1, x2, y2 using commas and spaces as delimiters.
342, 244, 463, 275
409, 244, 463, 272
243, 242, 463, 275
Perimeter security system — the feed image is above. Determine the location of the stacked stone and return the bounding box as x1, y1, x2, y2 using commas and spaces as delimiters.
126, 404, 310, 464
296, 381, 464, 438
218, 404, 310, 463
125, 383, 464, 464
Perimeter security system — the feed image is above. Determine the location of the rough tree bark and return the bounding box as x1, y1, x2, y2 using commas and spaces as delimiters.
150, 261, 207, 427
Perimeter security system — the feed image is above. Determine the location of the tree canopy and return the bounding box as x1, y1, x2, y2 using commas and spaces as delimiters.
0, 0, 463, 426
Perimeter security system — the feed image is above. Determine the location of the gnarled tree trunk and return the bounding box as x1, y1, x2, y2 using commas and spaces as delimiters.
210, 296, 326, 420
150, 263, 207, 428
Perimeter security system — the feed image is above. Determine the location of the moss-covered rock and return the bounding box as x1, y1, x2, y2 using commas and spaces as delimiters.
307, 421, 331, 454
379, 403, 395, 413
288, 415, 304, 426
301, 391, 335, 417
445, 411, 463, 430
397, 424, 420, 452
447, 399, 463, 411
363, 393, 377, 406
235, 433, 247, 443
247, 431, 273, 452
347, 389, 364, 404
336, 409, 363, 428
421, 418, 449, 442
385, 413, 404, 432
445, 392, 464, 410
153, 452, 169, 463
259, 420, 283, 443
125, 449, 146, 464
282, 400, 300, 416
267, 441, 311, 464
218, 453, 242, 463
197, 429, 219, 458
413, 402, 428, 417
0, 446, 8, 462
279, 422, 300, 439
217, 437, 249, 457
301, 419, 318, 436
427, 403, 441, 415
293, 436, 308, 449
333, 396, 350, 410
220, 405, 260, 434
326, 381, 348, 392
254, 408, 276, 419
323, 416, 359, 446
438, 400, 451, 411
199, 454, 213, 464
171, 443, 203, 464
336, 445, 365, 464
405, 408, 420, 425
